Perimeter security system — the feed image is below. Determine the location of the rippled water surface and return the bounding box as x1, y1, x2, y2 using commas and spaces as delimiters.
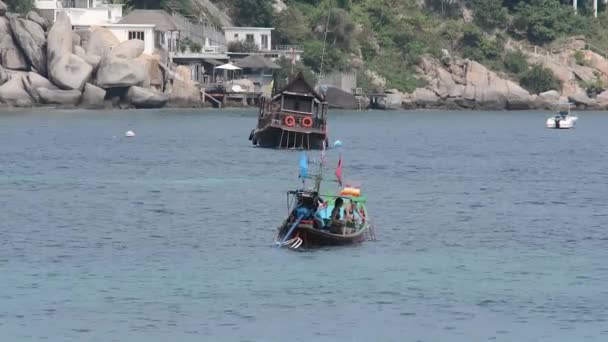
2, 108, 608, 341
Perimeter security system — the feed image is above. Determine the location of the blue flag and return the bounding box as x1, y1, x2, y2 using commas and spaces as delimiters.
299, 152, 308, 179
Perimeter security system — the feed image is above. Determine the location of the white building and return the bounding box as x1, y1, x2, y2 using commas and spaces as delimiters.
35, 0, 123, 26
101, 24, 156, 55
223, 27, 273, 51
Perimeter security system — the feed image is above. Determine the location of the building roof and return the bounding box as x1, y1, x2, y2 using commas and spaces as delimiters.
118, 10, 183, 31
274, 72, 324, 101
235, 54, 279, 69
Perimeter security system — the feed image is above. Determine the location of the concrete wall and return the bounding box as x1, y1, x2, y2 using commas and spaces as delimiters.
224, 27, 273, 51
320, 71, 357, 93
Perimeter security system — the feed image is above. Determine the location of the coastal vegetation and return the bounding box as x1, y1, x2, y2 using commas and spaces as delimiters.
215, 0, 608, 94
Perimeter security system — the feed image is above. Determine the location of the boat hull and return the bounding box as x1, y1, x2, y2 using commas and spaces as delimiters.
276, 222, 368, 248
546, 116, 577, 129
252, 125, 328, 150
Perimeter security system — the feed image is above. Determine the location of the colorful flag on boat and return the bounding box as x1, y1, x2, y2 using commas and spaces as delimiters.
299, 152, 308, 179
335, 154, 343, 186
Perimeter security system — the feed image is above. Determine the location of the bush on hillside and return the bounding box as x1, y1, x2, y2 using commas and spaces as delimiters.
581, 77, 606, 97
460, 25, 501, 61
273, 7, 310, 45
232, 0, 273, 27
503, 50, 529, 74
520, 64, 562, 94
513, 0, 586, 44
227, 41, 260, 53
302, 40, 347, 73
4, 0, 35, 13
573, 50, 587, 66
471, 0, 508, 31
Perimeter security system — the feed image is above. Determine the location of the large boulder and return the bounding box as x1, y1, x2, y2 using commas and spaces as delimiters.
571, 64, 597, 83
22, 71, 57, 103
569, 91, 596, 108
127, 86, 168, 108
85, 27, 119, 57
81, 83, 106, 108
0, 65, 7, 86
9, 17, 47, 76
37, 87, 81, 105
465, 60, 507, 109
0, 0, 6, 16
384, 89, 404, 109
72, 32, 81, 48
96, 54, 146, 88
74, 46, 101, 70
112, 39, 144, 59
49, 54, 93, 90
584, 50, 608, 76
0, 74, 33, 106
413, 88, 439, 107
0, 17, 28, 70
595, 90, 608, 108
141, 55, 163, 90
505, 80, 532, 110
166, 65, 201, 107
26, 11, 50, 31
539, 90, 560, 102
47, 12, 92, 90
324, 86, 359, 109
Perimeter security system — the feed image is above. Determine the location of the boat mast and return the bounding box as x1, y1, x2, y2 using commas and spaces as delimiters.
319, 5, 331, 82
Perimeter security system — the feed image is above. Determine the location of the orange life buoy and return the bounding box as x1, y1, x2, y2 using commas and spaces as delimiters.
301, 116, 313, 128
284, 115, 296, 127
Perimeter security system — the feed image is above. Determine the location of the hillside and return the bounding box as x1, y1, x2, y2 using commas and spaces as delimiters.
208, 0, 608, 100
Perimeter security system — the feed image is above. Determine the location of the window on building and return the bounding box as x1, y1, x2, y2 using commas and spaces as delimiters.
234, 33, 239, 39
261, 34, 268, 50
246, 34, 254, 43
128, 31, 145, 41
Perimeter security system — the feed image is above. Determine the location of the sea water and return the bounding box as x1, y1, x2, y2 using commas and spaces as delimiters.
1, 108, 608, 341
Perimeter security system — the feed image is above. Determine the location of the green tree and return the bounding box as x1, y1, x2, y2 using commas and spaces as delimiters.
233, 0, 274, 27
520, 64, 562, 94
471, 0, 508, 30
273, 7, 310, 44
315, 8, 356, 51
513, 0, 580, 44
5, 0, 35, 14
503, 50, 529, 74
302, 40, 346, 73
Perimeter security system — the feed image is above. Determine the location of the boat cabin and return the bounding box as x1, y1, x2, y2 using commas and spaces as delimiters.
258, 72, 328, 131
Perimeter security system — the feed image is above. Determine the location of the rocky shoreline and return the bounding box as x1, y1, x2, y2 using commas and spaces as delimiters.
0, 3, 202, 110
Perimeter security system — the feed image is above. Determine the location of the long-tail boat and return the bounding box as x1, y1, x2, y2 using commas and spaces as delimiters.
275, 151, 376, 249
248, 72, 329, 150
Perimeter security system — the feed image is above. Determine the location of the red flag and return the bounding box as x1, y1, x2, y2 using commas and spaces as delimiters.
335, 154, 343, 186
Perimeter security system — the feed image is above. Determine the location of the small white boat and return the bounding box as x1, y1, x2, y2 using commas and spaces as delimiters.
546, 104, 578, 129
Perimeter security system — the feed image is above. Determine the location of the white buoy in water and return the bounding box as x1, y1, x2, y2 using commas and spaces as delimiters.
334, 140, 343, 147
125, 130, 135, 137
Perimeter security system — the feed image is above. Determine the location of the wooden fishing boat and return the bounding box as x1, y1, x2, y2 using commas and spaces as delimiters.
275, 153, 376, 249
249, 72, 329, 150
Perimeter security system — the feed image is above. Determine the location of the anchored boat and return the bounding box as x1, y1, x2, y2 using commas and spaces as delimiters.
546, 103, 578, 129
249, 72, 329, 150
275, 152, 376, 249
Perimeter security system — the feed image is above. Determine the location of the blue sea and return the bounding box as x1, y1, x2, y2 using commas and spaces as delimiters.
1, 108, 608, 341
